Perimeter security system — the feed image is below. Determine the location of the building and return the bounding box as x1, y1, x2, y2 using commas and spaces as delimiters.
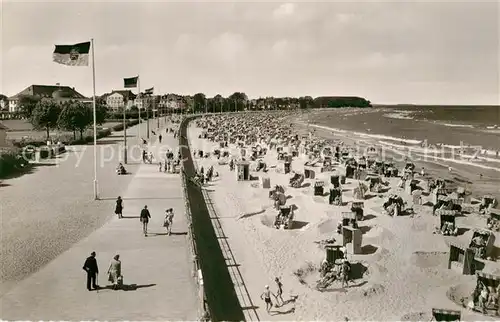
134, 94, 160, 111
8, 85, 88, 113
158, 94, 187, 111
0, 122, 8, 147
105, 90, 137, 112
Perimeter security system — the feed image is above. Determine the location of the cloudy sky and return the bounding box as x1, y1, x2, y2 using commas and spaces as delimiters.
1, 0, 498, 104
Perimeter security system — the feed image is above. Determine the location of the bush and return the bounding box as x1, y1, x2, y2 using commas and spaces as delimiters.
10, 119, 139, 148
11, 139, 46, 148
112, 119, 140, 132
0, 150, 31, 178
112, 123, 124, 131
66, 128, 111, 145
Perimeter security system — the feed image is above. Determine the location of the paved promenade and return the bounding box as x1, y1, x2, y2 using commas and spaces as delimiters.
0, 125, 199, 320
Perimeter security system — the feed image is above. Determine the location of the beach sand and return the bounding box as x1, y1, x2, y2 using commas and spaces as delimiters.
187, 111, 499, 320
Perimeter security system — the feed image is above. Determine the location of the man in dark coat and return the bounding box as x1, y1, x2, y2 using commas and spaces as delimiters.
140, 205, 151, 236
83, 251, 99, 291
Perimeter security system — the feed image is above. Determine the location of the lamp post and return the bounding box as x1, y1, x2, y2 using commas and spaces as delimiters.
123, 101, 128, 164
146, 96, 150, 139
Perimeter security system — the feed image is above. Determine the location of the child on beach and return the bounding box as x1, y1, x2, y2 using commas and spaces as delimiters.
274, 277, 284, 306
260, 285, 276, 312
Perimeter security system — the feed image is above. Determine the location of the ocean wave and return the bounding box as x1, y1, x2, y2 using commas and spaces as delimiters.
378, 140, 500, 163
383, 111, 414, 120
437, 122, 475, 128
308, 123, 422, 145
486, 125, 498, 129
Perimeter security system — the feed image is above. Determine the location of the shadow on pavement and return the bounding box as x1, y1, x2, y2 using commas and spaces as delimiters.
120, 216, 140, 219
98, 197, 183, 201
149, 232, 188, 236
1, 162, 57, 181
99, 283, 156, 291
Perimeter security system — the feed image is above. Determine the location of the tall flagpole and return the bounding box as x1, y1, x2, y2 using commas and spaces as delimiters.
137, 76, 141, 139
91, 38, 98, 200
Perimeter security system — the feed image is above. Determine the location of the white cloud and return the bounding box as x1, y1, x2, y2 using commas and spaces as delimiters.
0, 1, 498, 104
273, 3, 296, 18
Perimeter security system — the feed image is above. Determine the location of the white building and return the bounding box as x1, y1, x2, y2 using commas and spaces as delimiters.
134, 95, 159, 111
106, 90, 136, 112
158, 94, 187, 111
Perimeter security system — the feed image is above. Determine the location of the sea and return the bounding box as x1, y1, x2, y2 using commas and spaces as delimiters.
300, 106, 500, 199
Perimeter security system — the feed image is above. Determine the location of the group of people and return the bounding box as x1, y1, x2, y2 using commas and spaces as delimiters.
82, 251, 122, 291
159, 150, 181, 173
116, 163, 127, 175
260, 277, 285, 312
142, 149, 154, 164
114, 198, 176, 237
469, 279, 500, 314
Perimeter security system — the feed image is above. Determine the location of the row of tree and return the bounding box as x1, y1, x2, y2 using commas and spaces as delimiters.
1, 92, 371, 120
29, 99, 107, 140
190, 92, 371, 113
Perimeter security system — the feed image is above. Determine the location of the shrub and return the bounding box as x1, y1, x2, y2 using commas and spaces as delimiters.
112, 119, 139, 132
11, 139, 46, 148
112, 123, 124, 131
0, 150, 31, 178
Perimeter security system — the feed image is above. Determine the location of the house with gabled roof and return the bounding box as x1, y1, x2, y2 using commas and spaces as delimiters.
105, 90, 137, 112
8, 84, 89, 113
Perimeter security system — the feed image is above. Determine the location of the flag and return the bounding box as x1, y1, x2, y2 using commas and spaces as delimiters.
145, 87, 154, 95
53, 41, 90, 66
124, 76, 138, 88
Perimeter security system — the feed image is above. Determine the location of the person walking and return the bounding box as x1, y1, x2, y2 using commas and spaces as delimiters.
260, 285, 276, 312
107, 254, 122, 290
164, 208, 174, 235
274, 277, 284, 306
341, 259, 351, 288
115, 196, 123, 219
82, 251, 99, 291
159, 134, 162, 143
140, 205, 151, 236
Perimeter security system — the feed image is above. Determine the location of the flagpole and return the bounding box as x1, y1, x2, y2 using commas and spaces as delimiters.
91, 38, 98, 200
137, 76, 141, 140
146, 92, 150, 139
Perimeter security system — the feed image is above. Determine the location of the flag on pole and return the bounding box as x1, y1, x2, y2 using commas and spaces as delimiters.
124, 76, 139, 88
145, 87, 154, 95
53, 41, 91, 66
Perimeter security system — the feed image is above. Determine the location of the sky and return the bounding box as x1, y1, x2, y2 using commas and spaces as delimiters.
1, 0, 499, 105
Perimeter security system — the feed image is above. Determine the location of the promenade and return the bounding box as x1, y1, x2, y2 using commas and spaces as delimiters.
0, 122, 199, 320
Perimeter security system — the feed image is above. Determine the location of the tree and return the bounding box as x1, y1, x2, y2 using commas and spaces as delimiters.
57, 101, 93, 140
30, 100, 62, 140
95, 104, 108, 125
0, 94, 8, 111
212, 94, 225, 113
18, 95, 41, 118
193, 93, 206, 113
299, 96, 314, 109
57, 102, 80, 140
228, 92, 248, 111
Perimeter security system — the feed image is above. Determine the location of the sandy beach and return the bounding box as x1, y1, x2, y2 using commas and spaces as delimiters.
186, 110, 500, 321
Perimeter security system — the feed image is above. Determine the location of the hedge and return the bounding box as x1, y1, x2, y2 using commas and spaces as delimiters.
10, 120, 140, 148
